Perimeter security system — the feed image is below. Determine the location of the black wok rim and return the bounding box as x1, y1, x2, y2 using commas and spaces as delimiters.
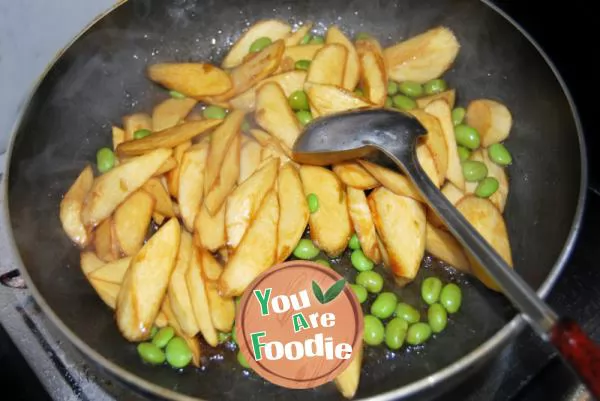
1, 0, 588, 399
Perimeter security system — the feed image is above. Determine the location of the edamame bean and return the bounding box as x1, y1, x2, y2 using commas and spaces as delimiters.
295, 59, 311, 71
423, 79, 447, 95
218, 332, 231, 343
349, 233, 361, 250
314, 259, 331, 268
169, 90, 186, 99
394, 302, 420, 324
354, 88, 364, 97
398, 81, 424, 98
289, 90, 309, 111
307, 193, 319, 213
152, 326, 175, 348
457, 146, 471, 162
165, 337, 193, 368
385, 96, 393, 108
137, 342, 166, 365
351, 249, 374, 272
440, 283, 462, 313
451, 107, 466, 126
363, 315, 385, 346
134, 128, 152, 139
293, 239, 320, 259
96, 147, 116, 173
428, 303, 448, 333
310, 35, 325, 45
355, 32, 372, 40
462, 160, 488, 182
475, 177, 499, 198
203, 105, 227, 119
237, 350, 251, 368
387, 81, 399, 96
406, 322, 432, 345
356, 271, 384, 293
232, 325, 238, 345
296, 110, 313, 126
371, 292, 398, 319
392, 94, 417, 111
421, 277, 443, 305
150, 326, 158, 338
385, 317, 408, 350
241, 119, 250, 133
488, 143, 513, 166
350, 284, 368, 303
249, 37, 272, 53
454, 124, 481, 149
300, 34, 311, 45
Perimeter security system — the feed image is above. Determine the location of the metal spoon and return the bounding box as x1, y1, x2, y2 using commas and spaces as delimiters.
292, 109, 600, 397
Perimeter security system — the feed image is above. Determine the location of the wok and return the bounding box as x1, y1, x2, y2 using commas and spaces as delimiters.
3, 0, 587, 399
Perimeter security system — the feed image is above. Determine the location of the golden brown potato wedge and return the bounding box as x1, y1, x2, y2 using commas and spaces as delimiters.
307, 44, 348, 86
178, 142, 209, 231
306, 83, 372, 116
226, 158, 278, 249
167, 141, 191, 198
384, 26, 460, 83
60, 165, 94, 247
148, 63, 232, 98
239, 138, 263, 183
112, 126, 126, 151
326, 26, 360, 90
456, 196, 513, 291
356, 38, 387, 106
332, 162, 379, 190
299, 166, 352, 256
424, 99, 465, 190
194, 203, 226, 252
95, 217, 118, 262
88, 257, 132, 284
152, 98, 198, 132
142, 177, 175, 217
219, 191, 279, 296
417, 142, 441, 188
123, 113, 152, 141
229, 71, 307, 111
116, 218, 180, 341
89, 278, 120, 309
186, 247, 219, 346
160, 296, 202, 367
358, 160, 422, 202
204, 133, 241, 215
427, 182, 465, 228
251, 129, 292, 159
276, 163, 310, 262
410, 110, 447, 184
113, 190, 154, 256
426, 223, 470, 273
416, 89, 456, 109
184, 335, 202, 368
222, 20, 291, 68
369, 188, 426, 284
80, 252, 105, 275
155, 310, 168, 328
466, 99, 513, 147
116, 119, 220, 157
347, 187, 381, 263
200, 248, 224, 281
285, 23, 313, 46
334, 343, 362, 399
205, 280, 235, 332
255, 82, 302, 149
153, 157, 177, 176
278, 44, 323, 72
464, 149, 509, 212
153, 212, 165, 225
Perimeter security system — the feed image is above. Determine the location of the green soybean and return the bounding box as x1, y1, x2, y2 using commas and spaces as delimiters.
350, 284, 368, 303
356, 271, 384, 293
133, 128, 152, 139
454, 124, 481, 149
203, 105, 227, 119
300, 34, 311, 45
349, 233, 361, 250
406, 322, 432, 345
232, 325, 238, 345
394, 302, 420, 324
423, 79, 447, 95
385, 96, 393, 108
385, 318, 408, 350
475, 177, 499, 198
363, 315, 385, 346
398, 81, 424, 98
355, 32, 372, 40
295, 59, 311, 71
165, 337, 193, 368
351, 249, 374, 272
457, 146, 471, 162
421, 277, 443, 305
237, 351, 251, 368
314, 259, 331, 268
488, 143, 513, 166
310, 35, 325, 45
241, 119, 251, 133
451, 107, 466, 126
169, 90, 186, 99
296, 110, 313, 126
428, 303, 448, 333
137, 342, 166, 365
152, 326, 175, 348
387, 81, 399, 96
293, 238, 320, 259
440, 283, 462, 313
462, 160, 488, 182
150, 326, 158, 338
371, 292, 398, 319
96, 147, 116, 173
218, 332, 231, 343
354, 88, 364, 97
307, 193, 319, 213
289, 90, 309, 111
392, 94, 417, 111
249, 37, 272, 53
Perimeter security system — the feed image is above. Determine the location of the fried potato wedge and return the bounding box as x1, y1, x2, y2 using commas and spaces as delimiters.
239, 138, 263, 183
205, 280, 235, 332
194, 203, 226, 252
333, 162, 379, 190
255, 82, 301, 149
186, 247, 219, 346
112, 126, 126, 150
116, 119, 220, 157
306, 83, 372, 116
299, 166, 352, 256
410, 109, 447, 184
251, 129, 292, 158
160, 296, 202, 367
167, 141, 191, 198
358, 160, 422, 202
229, 71, 307, 111
307, 44, 347, 86
152, 98, 198, 132
155, 310, 168, 328
279, 44, 323, 72
426, 223, 470, 273
326, 26, 360, 90
153, 157, 177, 176
226, 158, 278, 249
347, 187, 381, 263
356, 38, 387, 106
384, 26, 460, 83
148, 63, 232, 98
456, 196, 513, 291
417, 142, 441, 188
285, 23, 313, 46
424, 99, 465, 190
369, 188, 426, 283
466, 99, 513, 147
81, 252, 105, 275
416, 89, 456, 109
88, 257, 132, 285
142, 177, 174, 217
205, 133, 241, 215
116, 218, 180, 341
123, 113, 152, 141
276, 163, 310, 262
179, 143, 209, 231
95, 217, 118, 262
427, 182, 465, 228
334, 343, 362, 399
113, 191, 154, 256
219, 191, 279, 296
89, 278, 120, 309
200, 247, 224, 281
222, 20, 291, 68
60, 165, 93, 247
464, 149, 509, 212
153, 213, 165, 225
